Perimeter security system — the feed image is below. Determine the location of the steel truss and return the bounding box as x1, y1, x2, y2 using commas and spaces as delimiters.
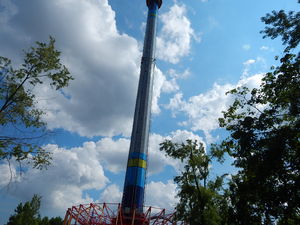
63, 203, 187, 225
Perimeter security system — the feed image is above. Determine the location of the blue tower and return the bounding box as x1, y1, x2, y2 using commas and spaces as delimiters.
122, 0, 162, 215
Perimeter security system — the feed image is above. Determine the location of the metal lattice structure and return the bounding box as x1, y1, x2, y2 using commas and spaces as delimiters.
63, 203, 187, 225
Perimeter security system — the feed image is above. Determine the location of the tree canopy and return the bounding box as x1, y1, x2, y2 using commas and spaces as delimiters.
6, 195, 63, 225
160, 140, 229, 225
0, 37, 73, 169
160, 2, 299, 224
214, 4, 299, 224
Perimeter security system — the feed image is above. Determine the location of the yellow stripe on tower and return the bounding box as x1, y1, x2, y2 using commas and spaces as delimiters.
128, 159, 147, 168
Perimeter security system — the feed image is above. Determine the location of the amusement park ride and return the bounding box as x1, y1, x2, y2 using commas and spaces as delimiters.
63, 0, 186, 224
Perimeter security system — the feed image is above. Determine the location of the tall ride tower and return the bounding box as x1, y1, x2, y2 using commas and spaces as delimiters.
62, 1, 187, 224
122, 0, 162, 215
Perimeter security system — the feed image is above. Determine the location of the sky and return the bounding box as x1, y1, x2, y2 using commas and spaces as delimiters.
0, 0, 299, 223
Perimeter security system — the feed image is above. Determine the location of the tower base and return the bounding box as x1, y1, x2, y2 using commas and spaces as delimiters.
63, 203, 187, 225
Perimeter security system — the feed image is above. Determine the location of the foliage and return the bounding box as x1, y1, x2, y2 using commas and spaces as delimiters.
6, 195, 41, 225
0, 37, 73, 169
160, 3, 299, 225
160, 140, 229, 225
260, 4, 300, 53
6, 195, 63, 225
212, 3, 300, 224
39, 217, 63, 225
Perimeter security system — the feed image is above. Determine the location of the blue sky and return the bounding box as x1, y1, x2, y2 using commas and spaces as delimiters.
0, 0, 299, 223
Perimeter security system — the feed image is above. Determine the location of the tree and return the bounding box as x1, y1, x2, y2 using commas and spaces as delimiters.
213, 3, 300, 224
0, 37, 73, 169
39, 216, 63, 225
6, 195, 63, 225
260, 3, 300, 53
160, 140, 229, 225
6, 195, 41, 225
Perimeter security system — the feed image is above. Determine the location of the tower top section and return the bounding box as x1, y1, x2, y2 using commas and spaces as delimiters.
146, 0, 162, 9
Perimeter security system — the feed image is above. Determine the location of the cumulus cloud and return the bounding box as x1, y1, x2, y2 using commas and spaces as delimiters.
0, 164, 17, 188
166, 84, 233, 143
0, 0, 142, 137
0, 0, 192, 137
96, 137, 130, 173
242, 59, 256, 77
163, 69, 190, 92
166, 73, 264, 143
152, 68, 190, 114
145, 180, 178, 209
99, 184, 122, 203
99, 181, 179, 211
95, 130, 204, 175
0, 128, 202, 219
157, 3, 198, 64
242, 57, 267, 78
152, 68, 168, 114
148, 130, 205, 174
97, 180, 179, 211
0, 143, 109, 218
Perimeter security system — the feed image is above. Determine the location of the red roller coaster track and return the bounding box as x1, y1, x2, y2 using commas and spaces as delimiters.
63, 203, 187, 225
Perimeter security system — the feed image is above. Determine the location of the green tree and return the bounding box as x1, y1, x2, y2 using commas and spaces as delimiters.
39, 216, 63, 225
6, 195, 63, 225
6, 195, 41, 225
0, 37, 73, 169
260, 3, 300, 53
213, 3, 300, 224
160, 140, 229, 225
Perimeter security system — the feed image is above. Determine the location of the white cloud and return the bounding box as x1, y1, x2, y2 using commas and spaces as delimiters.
96, 130, 204, 175
0, 0, 142, 138
260, 46, 269, 51
166, 83, 233, 141
0, 0, 18, 25
242, 44, 251, 50
99, 184, 122, 203
0, 0, 192, 137
91, 134, 171, 175
166, 74, 263, 143
0, 143, 109, 218
156, 3, 198, 64
168, 68, 190, 79
0, 128, 203, 220
161, 77, 180, 93
99, 180, 179, 211
242, 59, 256, 77
152, 68, 168, 114
0, 164, 17, 188
238, 73, 264, 89
242, 57, 267, 78
96, 137, 129, 173
243, 59, 256, 66
152, 68, 190, 114
148, 130, 205, 174
145, 180, 178, 209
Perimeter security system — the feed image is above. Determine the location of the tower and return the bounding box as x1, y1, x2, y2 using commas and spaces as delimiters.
122, 0, 162, 215
62, 1, 187, 224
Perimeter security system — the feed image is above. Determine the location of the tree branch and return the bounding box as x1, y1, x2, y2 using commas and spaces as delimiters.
0, 72, 31, 113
